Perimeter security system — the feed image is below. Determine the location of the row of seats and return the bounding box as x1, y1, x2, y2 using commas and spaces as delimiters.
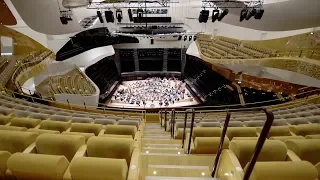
48, 69, 96, 96
215, 139, 320, 180
0, 131, 138, 180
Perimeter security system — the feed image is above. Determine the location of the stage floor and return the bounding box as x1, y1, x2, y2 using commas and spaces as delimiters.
106, 79, 199, 109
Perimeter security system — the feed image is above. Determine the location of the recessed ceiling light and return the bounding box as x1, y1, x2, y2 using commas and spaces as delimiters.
153, 171, 157, 175
146, 151, 149, 153
201, 172, 205, 176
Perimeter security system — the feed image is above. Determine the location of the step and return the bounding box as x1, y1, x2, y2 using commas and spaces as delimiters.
140, 154, 216, 168
140, 167, 211, 178
141, 153, 188, 156
144, 143, 182, 148
143, 147, 183, 150
143, 136, 171, 139
142, 149, 183, 154
145, 176, 217, 180
142, 139, 181, 145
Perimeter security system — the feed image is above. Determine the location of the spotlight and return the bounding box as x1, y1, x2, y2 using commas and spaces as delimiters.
211, 9, 219, 23
137, 9, 143, 23
184, 36, 187, 41
193, 36, 197, 41
97, 11, 104, 23
254, 8, 264, 19
240, 8, 248, 22
245, 8, 256, 20
116, 9, 123, 23
218, 9, 229, 21
60, 17, 68, 25
198, 10, 209, 23
178, 35, 182, 40
105, 10, 114, 23
128, 9, 133, 22
189, 35, 192, 41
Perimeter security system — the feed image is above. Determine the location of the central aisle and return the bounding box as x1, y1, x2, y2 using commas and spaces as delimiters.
139, 123, 216, 180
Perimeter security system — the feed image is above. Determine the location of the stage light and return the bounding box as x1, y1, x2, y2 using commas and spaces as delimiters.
105, 10, 114, 23
116, 9, 123, 23
184, 36, 187, 41
97, 11, 104, 23
254, 8, 264, 19
245, 8, 256, 20
137, 9, 143, 23
178, 35, 182, 40
212, 9, 219, 23
240, 8, 248, 22
218, 9, 229, 21
199, 10, 209, 23
128, 9, 133, 22
193, 36, 197, 41
189, 35, 192, 41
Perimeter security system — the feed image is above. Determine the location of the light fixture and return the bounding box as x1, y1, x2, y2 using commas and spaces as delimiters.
128, 9, 133, 22
201, 172, 205, 176
212, 9, 219, 22
153, 171, 157, 175
116, 9, 123, 23
199, 9, 210, 23
218, 9, 229, 21
137, 9, 143, 23
177, 152, 180, 154
146, 151, 149, 153
240, 8, 248, 22
254, 8, 264, 19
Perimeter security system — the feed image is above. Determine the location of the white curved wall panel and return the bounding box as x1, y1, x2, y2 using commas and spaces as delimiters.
62, 45, 115, 68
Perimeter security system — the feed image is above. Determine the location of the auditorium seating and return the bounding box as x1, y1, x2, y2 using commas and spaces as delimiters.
47, 68, 96, 96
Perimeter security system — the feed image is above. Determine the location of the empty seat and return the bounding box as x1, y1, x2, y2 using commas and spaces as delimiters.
28, 128, 60, 134
308, 110, 320, 116
0, 125, 27, 131
42, 110, 56, 115
70, 157, 128, 180
0, 131, 38, 153
257, 126, 291, 137
69, 123, 102, 136
175, 122, 197, 138
56, 112, 73, 116
232, 137, 259, 140
226, 127, 257, 140
94, 118, 116, 125
272, 119, 288, 126
0, 108, 14, 116
13, 110, 30, 118
35, 134, 85, 161
87, 137, 134, 166
39, 120, 71, 133
296, 112, 313, 117
225, 121, 243, 127
62, 132, 95, 142
98, 134, 133, 139
282, 114, 297, 119
72, 113, 89, 118
193, 137, 229, 154
245, 161, 317, 180
0, 151, 11, 179
307, 116, 320, 124
71, 117, 93, 123
0, 115, 12, 125
243, 121, 264, 127
289, 124, 320, 136
90, 115, 106, 119
287, 118, 309, 125
50, 115, 70, 122
269, 136, 305, 142
29, 113, 50, 120
14, 105, 28, 111
7, 153, 69, 180
198, 122, 221, 127
229, 140, 287, 167
10, 117, 41, 128
192, 127, 222, 141
104, 125, 137, 139
118, 120, 139, 129
285, 139, 320, 165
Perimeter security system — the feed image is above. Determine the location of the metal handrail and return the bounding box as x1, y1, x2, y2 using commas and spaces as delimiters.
187, 108, 195, 154
164, 109, 167, 131
181, 109, 189, 148
211, 112, 231, 177
160, 109, 163, 127
171, 109, 176, 139
242, 109, 274, 180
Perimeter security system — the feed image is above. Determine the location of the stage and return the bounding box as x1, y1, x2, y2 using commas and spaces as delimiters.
106, 78, 199, 109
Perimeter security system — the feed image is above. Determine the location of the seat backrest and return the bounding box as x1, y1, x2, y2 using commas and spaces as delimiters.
50, 115, 70, 122
305, 134, 320, 139
193, 137, 229, 154
117, 120, 139, 129
29, 113, 50, 120
71, 117, 93, 123
62, 132, 95, 143
36, 134, 85, 161
269, 136, 305, 142
192, 127, 221, 141
40, 120, 71, 133
70, 157, 128, 180
272, 119, 288, 126
0, 125, 27, 131
257, 126, 291, 138
13, 110, 30, 118
89, 115, 106, 119
7, 153, 69, 180
0, 151, 11, 179
0, 130, 38, 153
105, 125, 137, 138
10, 117, 41, 128
87, 137, 134, 166
226, 121, 244, 127
226, 127, 257, 140
70, 123, 102, 136
244, 121, 264, 127
287, 118, 309, 125
229, 140, 287, 167
0, 115, 12, 125
285, 139, 320, 165
27, 129, 60, 135
175, 122, 196, 129
289, 124, 320, 136
307, 116, 320, 124
94, 119, 116, 125
198, 122, 221, 127
245, 161, 317, 180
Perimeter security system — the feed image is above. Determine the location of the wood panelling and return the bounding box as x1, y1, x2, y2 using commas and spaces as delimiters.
0, 0, 17, 25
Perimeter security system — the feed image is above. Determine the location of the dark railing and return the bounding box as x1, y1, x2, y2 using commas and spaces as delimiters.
160, 109, 163, 127
187, 108, 196, 154
170, 109, 176, 139
164, 109, 167, 131
181, 109, 189, 148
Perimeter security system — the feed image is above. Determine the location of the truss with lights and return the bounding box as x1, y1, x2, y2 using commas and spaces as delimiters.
201, 0, 263, 9
87, 0, 178, 9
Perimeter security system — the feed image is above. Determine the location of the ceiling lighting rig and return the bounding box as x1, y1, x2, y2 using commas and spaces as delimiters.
200, 0, 264, 23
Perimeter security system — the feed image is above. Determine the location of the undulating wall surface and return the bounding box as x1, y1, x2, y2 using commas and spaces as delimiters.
0, 25, 46, 56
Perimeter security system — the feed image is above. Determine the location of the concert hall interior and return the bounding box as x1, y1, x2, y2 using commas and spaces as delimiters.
1, 0, 320, 180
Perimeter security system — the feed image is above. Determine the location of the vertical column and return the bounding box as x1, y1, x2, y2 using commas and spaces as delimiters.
114, 49, 121, 73
133, 49, 139, 71
163, 48, 168, 71
181, 48, 187, 73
